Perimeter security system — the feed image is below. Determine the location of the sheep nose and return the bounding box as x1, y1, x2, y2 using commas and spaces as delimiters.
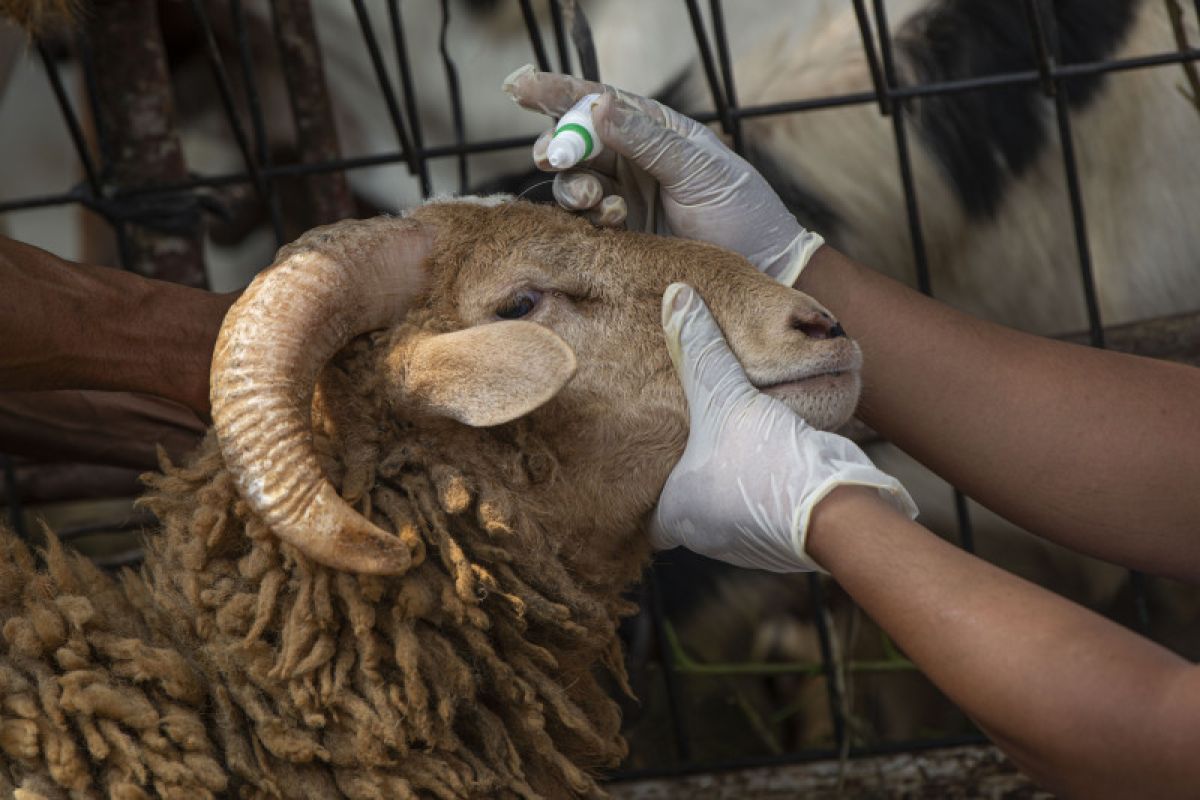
790, 309, 846, 340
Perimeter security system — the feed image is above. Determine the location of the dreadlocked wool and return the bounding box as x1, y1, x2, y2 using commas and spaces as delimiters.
0, 336, 639, 799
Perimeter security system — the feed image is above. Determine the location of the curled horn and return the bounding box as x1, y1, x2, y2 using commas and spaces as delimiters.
211, 217, 433, 575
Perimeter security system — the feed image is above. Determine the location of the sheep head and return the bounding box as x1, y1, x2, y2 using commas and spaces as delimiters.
211, 198, 861, 576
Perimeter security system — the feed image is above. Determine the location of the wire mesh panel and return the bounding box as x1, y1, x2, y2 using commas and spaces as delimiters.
2, 0, 1199, 788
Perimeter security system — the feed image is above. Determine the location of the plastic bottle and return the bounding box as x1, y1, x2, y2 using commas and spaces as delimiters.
546, 93, 604, 169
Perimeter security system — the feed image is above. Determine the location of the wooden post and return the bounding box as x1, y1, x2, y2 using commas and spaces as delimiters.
84, 0, 207, 287
268, 0, 355, 226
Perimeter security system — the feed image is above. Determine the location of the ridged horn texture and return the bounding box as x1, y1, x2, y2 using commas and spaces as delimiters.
211, 217, 433, 575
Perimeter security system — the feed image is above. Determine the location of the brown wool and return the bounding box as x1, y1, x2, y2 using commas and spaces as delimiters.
3, 267, 636, 799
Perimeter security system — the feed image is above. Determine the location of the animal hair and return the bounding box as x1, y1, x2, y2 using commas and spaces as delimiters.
0, 334, 634, 798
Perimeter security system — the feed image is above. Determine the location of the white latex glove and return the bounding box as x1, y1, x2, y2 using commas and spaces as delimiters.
652, 283, 918, 572
503, 65, 824, 286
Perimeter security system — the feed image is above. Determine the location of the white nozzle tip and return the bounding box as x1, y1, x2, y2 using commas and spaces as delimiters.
546, 134, 584, 169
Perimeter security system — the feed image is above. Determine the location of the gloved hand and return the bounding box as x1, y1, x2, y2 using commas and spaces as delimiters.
503, 65, 824, 286
652, 282, 917, 572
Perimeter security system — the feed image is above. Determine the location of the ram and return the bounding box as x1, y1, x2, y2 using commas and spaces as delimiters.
0, 198, 861, 799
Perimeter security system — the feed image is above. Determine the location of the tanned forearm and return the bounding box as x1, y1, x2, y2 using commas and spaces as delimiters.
0, 236, 234, 416
796, 246, 1200, 581
808, 486, 1200, 798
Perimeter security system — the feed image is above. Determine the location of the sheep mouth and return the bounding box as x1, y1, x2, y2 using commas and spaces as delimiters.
758, 369, 855, 398
746, 342, 863, 401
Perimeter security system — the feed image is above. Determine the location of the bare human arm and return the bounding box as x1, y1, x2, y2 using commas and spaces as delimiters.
0, 235, 233, 467
0, 235, 233, 418
808, 485, 1200, 798
796, 246, 1200, 582
652, 282, 1200, 796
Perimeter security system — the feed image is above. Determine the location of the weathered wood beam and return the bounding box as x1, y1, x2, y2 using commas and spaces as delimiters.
1059, 309, 1200, 366
267, 0, 355, 226
84, 0, 207, 286
608, 744, 1036, 798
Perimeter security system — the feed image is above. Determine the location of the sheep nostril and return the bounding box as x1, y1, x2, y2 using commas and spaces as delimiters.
791, 311, 843, 340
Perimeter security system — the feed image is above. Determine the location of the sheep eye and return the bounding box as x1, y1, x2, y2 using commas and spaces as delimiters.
497, 290, 542, 319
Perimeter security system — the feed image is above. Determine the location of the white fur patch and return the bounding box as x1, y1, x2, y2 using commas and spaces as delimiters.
420, 193, 515, 209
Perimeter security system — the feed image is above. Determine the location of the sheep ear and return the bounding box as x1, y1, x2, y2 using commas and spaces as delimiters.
397, 321, 577, 426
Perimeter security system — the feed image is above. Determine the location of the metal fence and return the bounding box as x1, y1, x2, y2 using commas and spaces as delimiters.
2, 0, 1199, 786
